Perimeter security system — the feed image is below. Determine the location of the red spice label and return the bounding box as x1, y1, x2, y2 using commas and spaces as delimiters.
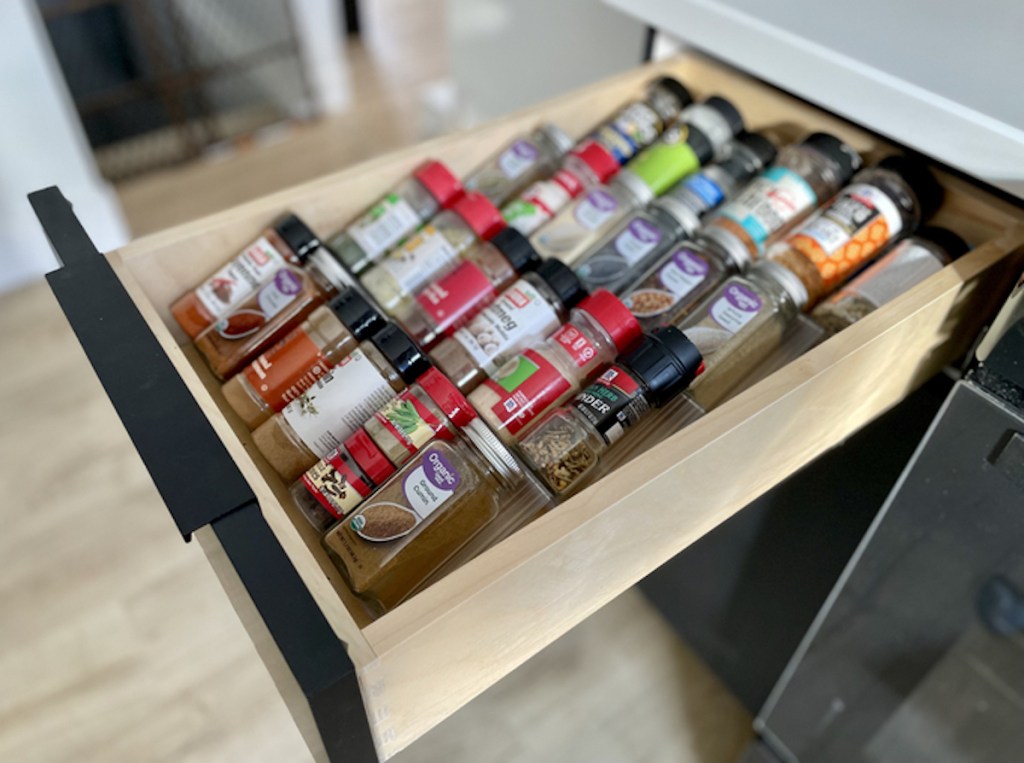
552, 323, 597, 368
244, 327, 333, 410
417, 260, 499, 337
302, 450, 375, 519
484, 348, 572, 437
374, 390, 448, 457
552, 168, 584, 198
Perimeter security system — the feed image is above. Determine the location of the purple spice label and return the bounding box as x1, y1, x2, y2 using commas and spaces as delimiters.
628, 218, 662, 244
512, 140, 539, 160
723, 283, 761, 311
498, 140, 540, 179
671, 248, 711, 277
275, 269, 303, 294
422, 449, 461, 491
588, 189, 618, 212
708, 281, 763, 334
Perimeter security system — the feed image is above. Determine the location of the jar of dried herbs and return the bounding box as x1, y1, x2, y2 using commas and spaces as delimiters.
323, 417, 524, 612
589, 76, 693, 165
221, 288, 386, 428
361, 191, 506, 314
463, 123, 573, 206
291, 367, 476, 531
812, 226, 967, 336
518, 327, 703, 496
327, 160, 464, 276
252, 324, 430, 482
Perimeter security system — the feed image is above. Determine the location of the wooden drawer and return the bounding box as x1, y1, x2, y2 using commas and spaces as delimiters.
38, 50, 1024, 761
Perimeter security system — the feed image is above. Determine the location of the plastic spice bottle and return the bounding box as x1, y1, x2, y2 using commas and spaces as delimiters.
463, 124, 574, 206
574, 132, 777, 295
252, 324, 430, 482
360, 191, 506, 315
678, 260, 808, 410
221, 288, 387, 429
518, 327, 704, 496
393, 228, 542, 350
502, 141, 620, 236
172, 214, 320, 339
327, 160, 464, 277
531, 96, 741, 263
469, 289, 643, 444
194, 245, 355, 380
589, 76, 693, 165
766, 156, 943, 307
429, 258, 587, 393
812, 226, 968, 336
703, 132, 862, 265
290, 368, 476, 531
323, 417, 524, 612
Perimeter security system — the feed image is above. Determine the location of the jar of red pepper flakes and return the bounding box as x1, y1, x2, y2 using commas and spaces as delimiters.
290, 367, 477, 531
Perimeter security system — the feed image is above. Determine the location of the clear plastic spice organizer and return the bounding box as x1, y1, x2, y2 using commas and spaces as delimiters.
39, 51, 1024, 761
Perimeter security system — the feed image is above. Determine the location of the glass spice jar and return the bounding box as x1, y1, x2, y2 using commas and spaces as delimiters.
252, 324, 430, 482
172, 214, 320, 339
327, 160, 464, 276
323, 417, 524, 612
463, 123, 574, 207
678, 260, 808, 410
469, 289, 642, 444
393, 228, 542, 350
702, 132, 862, 265
811, 226, 967, 336
360, 191, 506, 315
430, 258, 587, 393
502, 140, 620, 236
194, 245, 355, 380
766, 156, 942, 307
291, 367, 476, 531
221, 288, 386, 429
589, 76, 693, 165
518, 327, 703, 496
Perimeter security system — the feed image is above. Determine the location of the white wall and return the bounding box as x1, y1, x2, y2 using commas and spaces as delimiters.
0, 0, 128, 293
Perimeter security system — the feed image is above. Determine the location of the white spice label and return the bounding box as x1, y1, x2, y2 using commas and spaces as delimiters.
708, 282, 763, 334
282, 349, 397, 456
195, 236, 286, 318
573, 189, 620, 230
347, 193, 421, 260
497, 140, 540, 179
453, 279, 560, 375
379, 225, 460, 294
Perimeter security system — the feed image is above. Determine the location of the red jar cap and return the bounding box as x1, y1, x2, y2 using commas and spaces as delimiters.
417, 367, 477, 428
413, 160, 464, 209
345, 429, 396, 486
452, 192, 506, 240
578, 289, 642, 353
572, 140, 620, 184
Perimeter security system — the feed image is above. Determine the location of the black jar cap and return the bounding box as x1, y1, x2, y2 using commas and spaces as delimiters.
736, 130, 778, 169
273, 213, 320, 262
621, 326, 704, 407
653, 76, 693, 110
535, 259, 587, 311
329, 288, 387, 340
917, 225, 969, 260
369, 324, 431, 384
876, 155, 944, 220
685, 124, 715, 166
491, 228, 542, 273
703, 95, 745, 138
803, 132, 863, 183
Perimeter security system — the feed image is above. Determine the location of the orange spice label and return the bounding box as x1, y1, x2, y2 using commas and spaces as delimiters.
244, 327, 333, 411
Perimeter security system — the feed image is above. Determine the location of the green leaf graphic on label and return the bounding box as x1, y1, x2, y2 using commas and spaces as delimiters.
385, 399, 422, 434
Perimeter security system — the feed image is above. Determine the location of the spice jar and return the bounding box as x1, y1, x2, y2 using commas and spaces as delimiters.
469, 289, 642, 443
766, 156, 943, 307
323, 417, 524, 612
679, 260, 808, 410
502, 141, 620, 236
327, 160, 464, 276
518, 327, 703, 496
291, 368, 476, 531
252, 324, 430, 482
589, 76, 693, 165
194, 245, 355, 380
393, 228, 542, 350
430, 258, 587, 393
221, 288, 386, 428
172, 214, 320, 339
463, 124, 574, 206
812, 226, 967, 336
703, 132, 862, 265
360, 191, 506, 315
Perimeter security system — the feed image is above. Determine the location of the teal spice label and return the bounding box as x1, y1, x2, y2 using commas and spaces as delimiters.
627, 124, 702, 196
